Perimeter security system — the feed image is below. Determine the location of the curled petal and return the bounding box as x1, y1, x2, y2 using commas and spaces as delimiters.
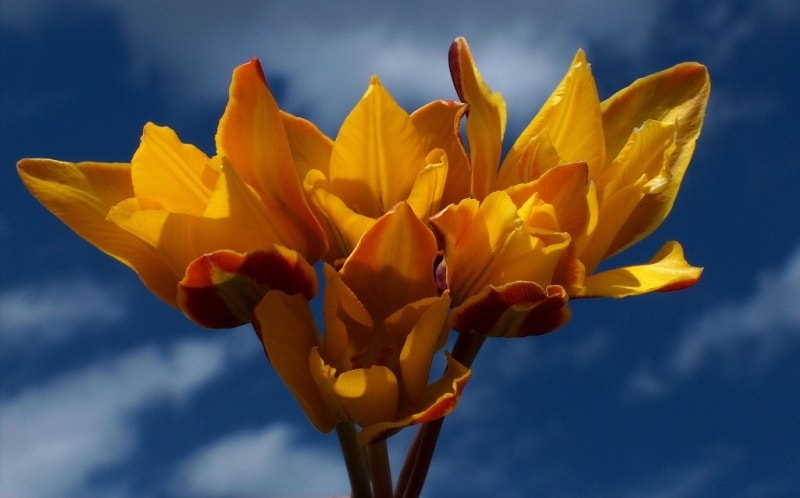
450, 282, 571, 337
253, 292, 338, 432
358, 352, 470, 444
410, 99, 470, 205
576, 241, 703, 298
405, 149, 449, 221
280, 110, 334, 182
178, 246, 317, 328
449, 37, 507, 200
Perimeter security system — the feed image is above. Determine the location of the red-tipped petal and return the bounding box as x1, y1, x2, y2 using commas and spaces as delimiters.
178, 246, 317, 328
450, 282, 571, 337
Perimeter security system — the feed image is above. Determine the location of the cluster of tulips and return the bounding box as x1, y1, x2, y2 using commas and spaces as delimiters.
18, 38, 709, 497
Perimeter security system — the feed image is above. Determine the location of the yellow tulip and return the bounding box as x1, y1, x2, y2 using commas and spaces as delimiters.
304, 76, 469, 263
448, 37, 710, 300
17, 59, 329, 327
254, 203, 470, 443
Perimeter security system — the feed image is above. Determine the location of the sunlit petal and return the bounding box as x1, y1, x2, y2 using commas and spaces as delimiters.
17, 159, 181, 305
332, 366, 399, 428
449, 37, 507, 200
398, 293, 451, 401
577, 241, 703, 298
502, 50, 606, 180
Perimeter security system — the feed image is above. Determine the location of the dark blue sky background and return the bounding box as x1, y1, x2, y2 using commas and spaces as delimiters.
2, 1, 799, 497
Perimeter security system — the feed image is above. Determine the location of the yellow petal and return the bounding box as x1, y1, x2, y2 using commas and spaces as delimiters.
410, 99, 470, 205
507, 161, 590, 240
502, 50, 606, 180
17, 159, 181, 306
431, 191, 569, 305
131, 123, 216, 214
280, 110, 334, 182
341, 203, 439, 323
332, 366, 399, 428
576, 241, 703, 298
305, 169, 377, 261
328, 76, 426, 217
596, 120, 680, 258
405, 149, 448, 221
357, 352, 470, 444
398, 293, 451, 401
496, 131, 562, 190
600, 62, 710, 170
253, 291, 338, 432
448, 37, 507, 200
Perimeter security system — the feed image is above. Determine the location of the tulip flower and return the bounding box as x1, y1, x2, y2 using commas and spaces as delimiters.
254, 203, 470, 443
448, 37, 710, 301
17, 59, 329, 327
304, 76, 469, 263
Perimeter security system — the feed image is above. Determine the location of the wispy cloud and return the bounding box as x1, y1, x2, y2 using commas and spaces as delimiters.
2, 0, 662, 133
628, 244, 800, 397
170, 423, 348, 497
0, 334, 250, 497
0, 278, 127, 348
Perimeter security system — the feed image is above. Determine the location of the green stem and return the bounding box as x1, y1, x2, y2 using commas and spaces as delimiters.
394, 334, 486, 498
367, 439, 393, 498
336, 422, 372, 498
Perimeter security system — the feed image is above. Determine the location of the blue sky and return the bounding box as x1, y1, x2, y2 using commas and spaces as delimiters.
2, 1, 799, 497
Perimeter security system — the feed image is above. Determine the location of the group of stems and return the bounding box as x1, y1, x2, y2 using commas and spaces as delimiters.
337, 334, 486, 498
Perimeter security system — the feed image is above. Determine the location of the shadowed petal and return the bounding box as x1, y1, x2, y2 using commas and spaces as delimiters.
178, 246, 317, 328
253, 291, 339, 432
450, 282, 571, 337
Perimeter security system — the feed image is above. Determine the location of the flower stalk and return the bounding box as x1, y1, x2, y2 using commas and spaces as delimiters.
336, 422, 372, 498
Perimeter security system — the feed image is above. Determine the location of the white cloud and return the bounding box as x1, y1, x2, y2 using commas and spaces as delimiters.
0, 334, 250, 497
170, 423, 348, 497
0, 278, 126, 348
628, 244, 800, 397
2, 0, 662, 133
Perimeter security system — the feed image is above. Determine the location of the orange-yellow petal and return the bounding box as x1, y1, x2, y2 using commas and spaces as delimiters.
332, 366, 399, 428
405, 149, 449, 221
216, 58, 326, 261
328, 76, 426, 217
177, 246, 317, 328
253, 291, 338, 432
496, 131, 562, 190
600, 62, 710, 170
280, 110, 334, 182
410, 99, 470, 205
448, 37, 507, 200
340, 203, 439, 323
502, 49, 606, 181
17, 159, 181, 305
576, 241, 703, 298
397, 293, 452, 401
357, 352, 470, 444
131, 123, 216, 214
